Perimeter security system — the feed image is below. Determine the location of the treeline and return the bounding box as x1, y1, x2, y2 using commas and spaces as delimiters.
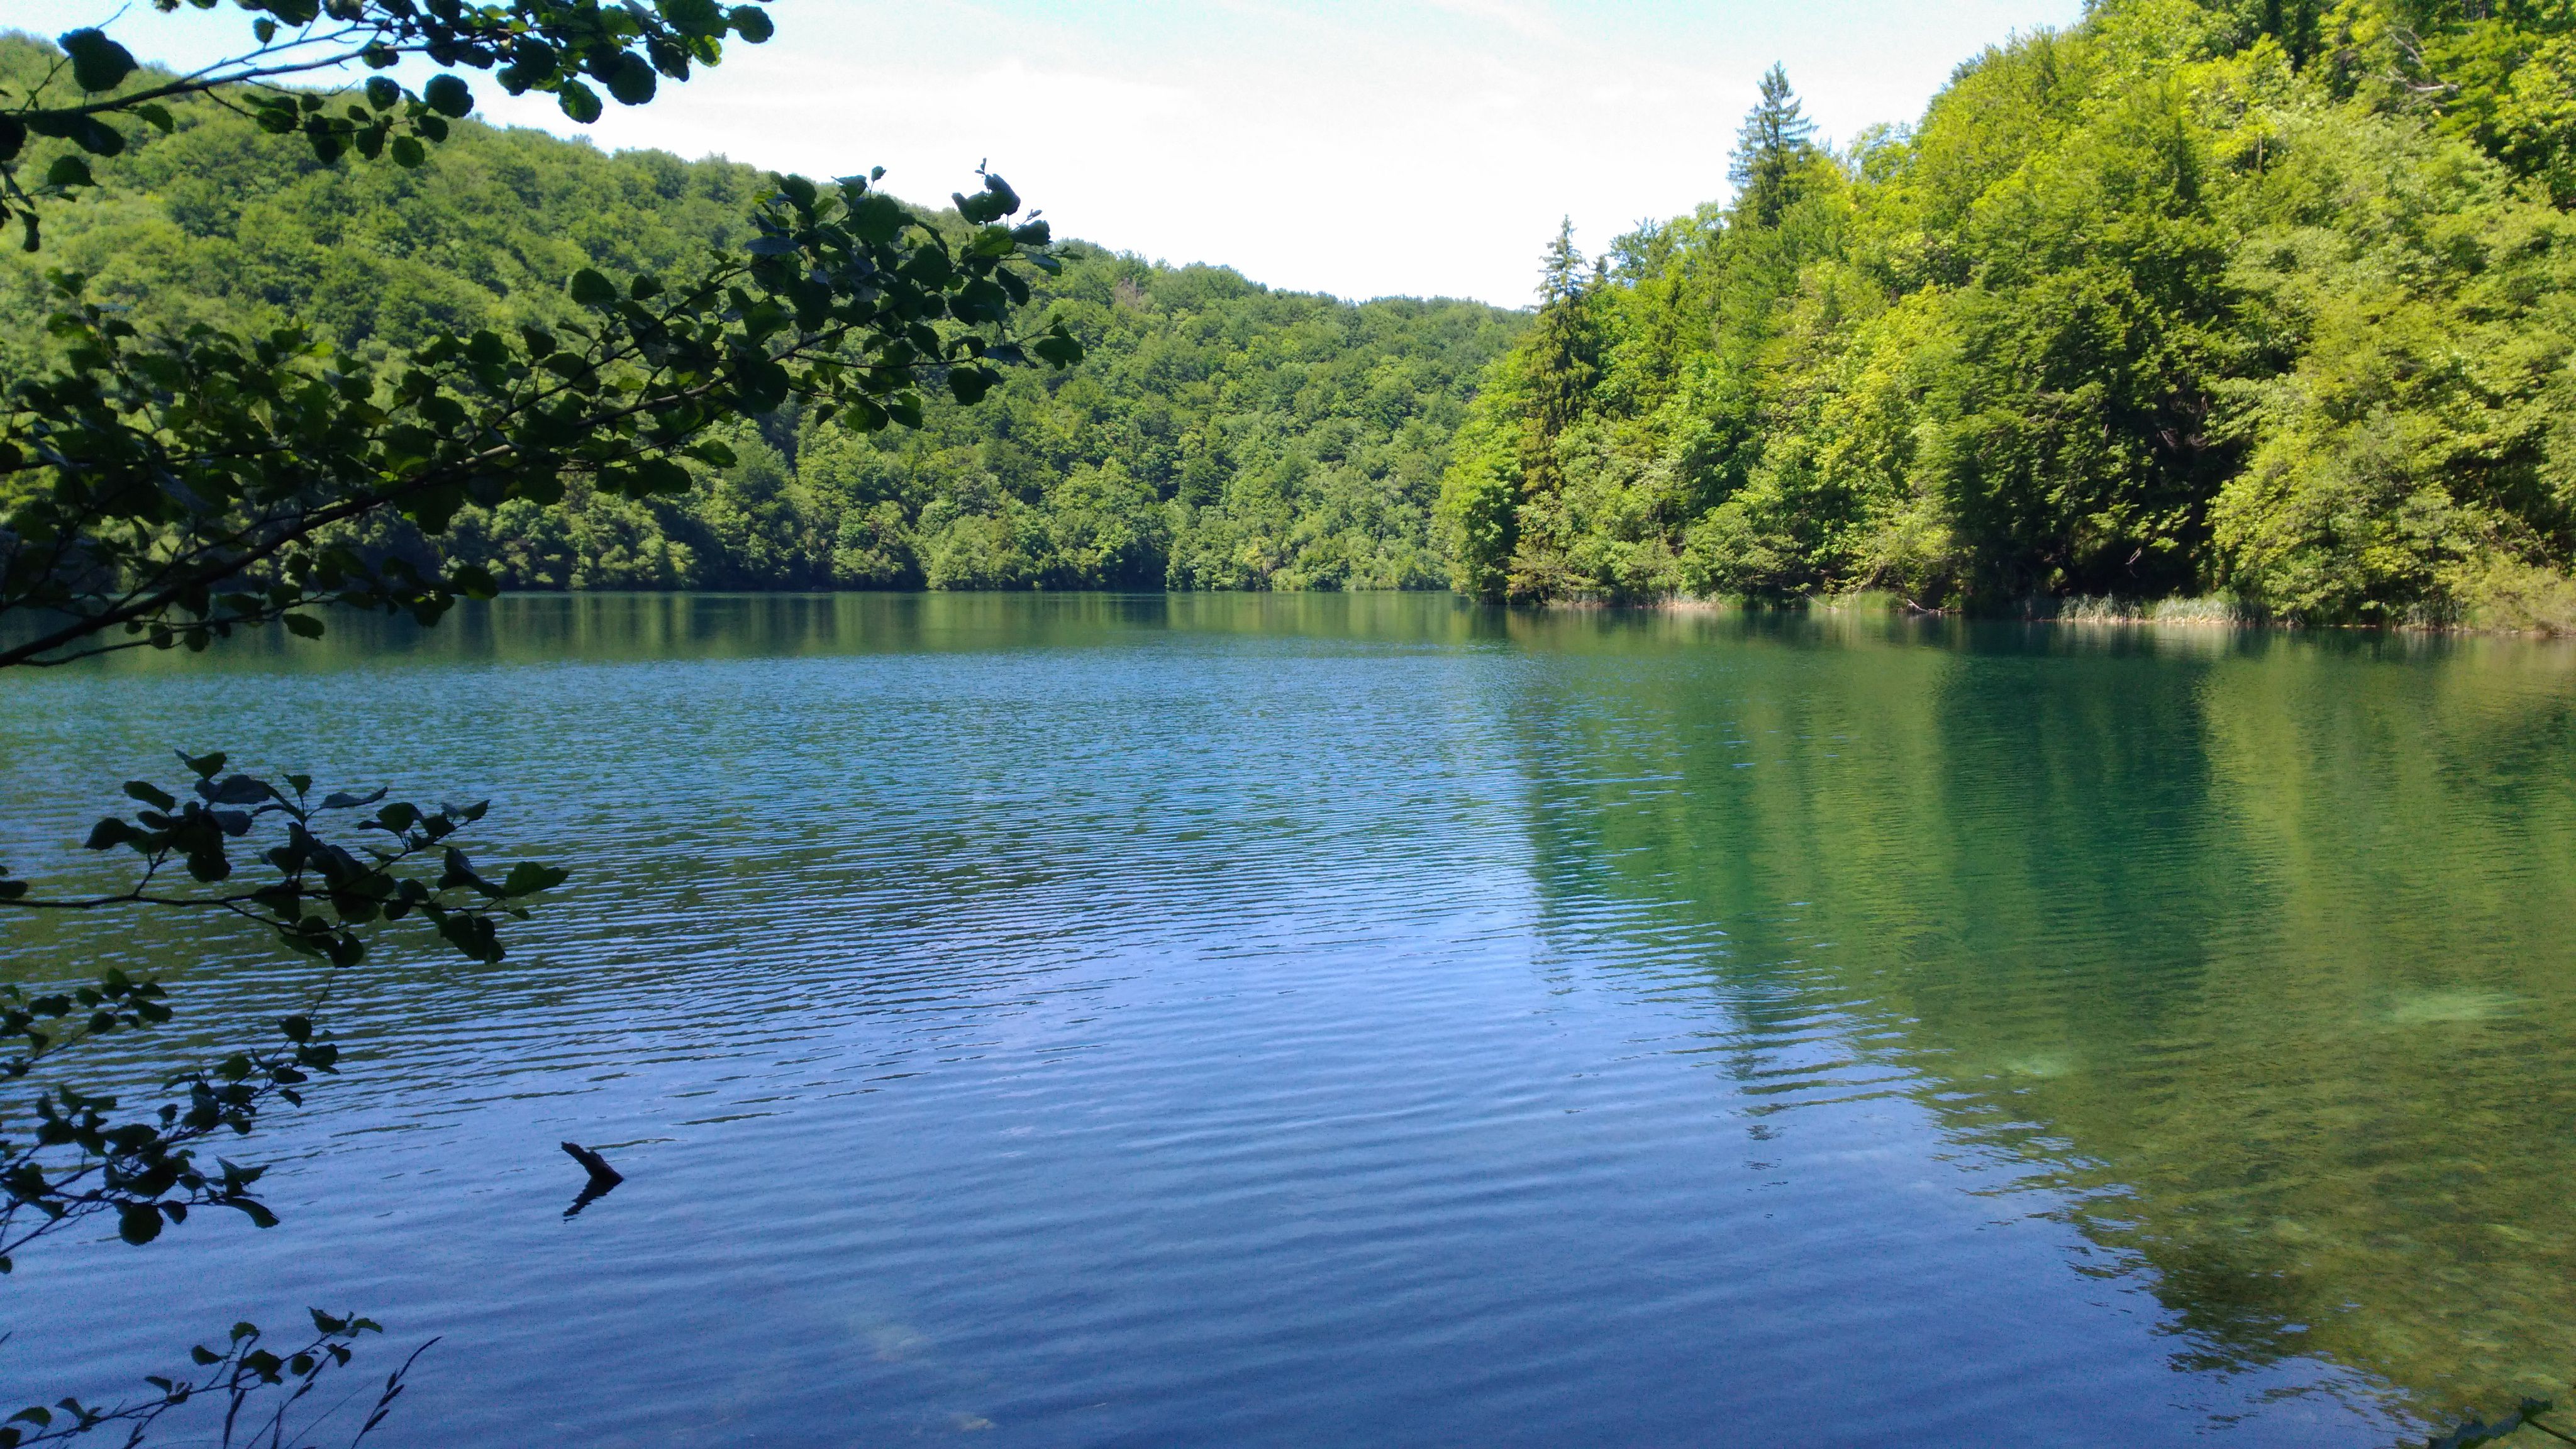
0, 35, 1523, 592
1441, 0, 2576, 626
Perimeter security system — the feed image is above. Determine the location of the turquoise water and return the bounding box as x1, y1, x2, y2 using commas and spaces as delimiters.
4, 593, 2574, 1445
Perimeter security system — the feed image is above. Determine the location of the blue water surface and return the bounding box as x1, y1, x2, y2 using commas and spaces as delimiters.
6, 594, 2573, 1446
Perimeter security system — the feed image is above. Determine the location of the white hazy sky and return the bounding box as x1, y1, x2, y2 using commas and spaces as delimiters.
4, 1, 2084, 305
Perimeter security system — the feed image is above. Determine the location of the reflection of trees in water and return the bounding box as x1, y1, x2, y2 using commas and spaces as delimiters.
37, 592, 1521, 672
1503, 615, 2576, 1417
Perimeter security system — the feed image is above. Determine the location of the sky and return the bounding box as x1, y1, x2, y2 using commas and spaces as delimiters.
3, 0, 2086, 306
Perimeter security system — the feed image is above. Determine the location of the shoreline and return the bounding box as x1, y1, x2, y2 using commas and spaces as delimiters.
1538, 591, 2576, 638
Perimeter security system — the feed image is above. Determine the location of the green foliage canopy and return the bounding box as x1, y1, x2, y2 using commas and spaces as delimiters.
1441, 0, 2576, 628
0, 37, 1525, 597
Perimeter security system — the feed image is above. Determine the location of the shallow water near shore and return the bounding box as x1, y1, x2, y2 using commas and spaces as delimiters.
4, 592, 2573, 1446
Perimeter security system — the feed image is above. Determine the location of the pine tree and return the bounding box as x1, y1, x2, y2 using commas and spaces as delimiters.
1729, 64, 1819, 228
1528, 219, 1599, 441
1504, 219, 1604, 599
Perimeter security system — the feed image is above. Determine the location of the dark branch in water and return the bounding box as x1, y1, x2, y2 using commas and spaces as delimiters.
560, 1142, 624, 1220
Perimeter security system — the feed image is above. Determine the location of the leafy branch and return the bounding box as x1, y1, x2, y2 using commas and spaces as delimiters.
0, 168, 1080, 669
0, 753, 565, 1269
0, 1310, 427, 1449
4, 0, 779, 252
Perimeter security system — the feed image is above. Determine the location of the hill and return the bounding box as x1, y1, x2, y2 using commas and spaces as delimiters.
1440, 0, 2576, 627
0, 34, 1524, 593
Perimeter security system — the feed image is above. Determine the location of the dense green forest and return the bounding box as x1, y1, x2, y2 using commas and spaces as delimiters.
0, 34, 1522, 592
1441, 0, 2576, 626
16, 0, 2576, 623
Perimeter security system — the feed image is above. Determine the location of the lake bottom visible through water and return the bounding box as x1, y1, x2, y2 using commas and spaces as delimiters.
4, 593, 2573, 1446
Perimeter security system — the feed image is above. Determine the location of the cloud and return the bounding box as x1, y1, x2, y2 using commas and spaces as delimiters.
7, 0, 2088, 305
1416, 0, 1569, 44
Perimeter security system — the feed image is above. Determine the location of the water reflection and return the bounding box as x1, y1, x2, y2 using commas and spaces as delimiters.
1501, 610, 2576, 1414
44, 591, 1526, 671
4, 594, 2571, 1443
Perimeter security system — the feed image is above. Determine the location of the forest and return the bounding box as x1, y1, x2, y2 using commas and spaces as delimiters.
1442, 0, 2576, 626
0, 32, 1523, 594
11, 0, 2576, 624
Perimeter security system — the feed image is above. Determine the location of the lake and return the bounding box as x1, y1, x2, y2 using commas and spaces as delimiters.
4, 592, 2573, 1446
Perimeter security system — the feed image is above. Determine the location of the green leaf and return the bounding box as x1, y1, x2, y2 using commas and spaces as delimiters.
1031, 328, 1085, 368
423, 74, 474, 118
121, 780, 176, 810
954, 174, 1021, 225
662, 0, 727, 37
500, 863, 570, 897
116, 1202, 163, 1245
42, 157, 92, 191
390, 135, 425, 169
730, 5, 775, 42
606, 53, 658, 106
633, 458, 692, 495
206, 774, 276, 805
63, 116, 127, 158
131, 103, 174, 133
281, 614, 325, 638
58, 29, 138, 94
365, 76, 401, 112
557, 80, 604, 125
567, 269, 619, 308
850, 192, 908, 245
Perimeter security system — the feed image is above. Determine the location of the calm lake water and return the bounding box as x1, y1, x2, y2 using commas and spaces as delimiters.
4, 593, 2574, 1446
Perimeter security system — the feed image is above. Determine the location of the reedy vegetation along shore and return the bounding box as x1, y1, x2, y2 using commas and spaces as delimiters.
1440, 0, 2576, 630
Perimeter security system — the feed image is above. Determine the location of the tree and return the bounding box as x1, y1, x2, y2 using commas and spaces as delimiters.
1728, 64, 1818, 229
1526, 219, 1600, 445
1492, 219, 1604, 599
0, 3, 1082, 1439
2257, 0, 2323, 66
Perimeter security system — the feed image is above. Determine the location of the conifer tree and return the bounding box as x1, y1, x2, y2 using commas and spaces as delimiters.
1502, 219, 1603, 599
1728, 64, 1818, 228
1528, 219, 1599, 443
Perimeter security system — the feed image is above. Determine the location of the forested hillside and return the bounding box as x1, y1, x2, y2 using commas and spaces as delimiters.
0, 35, 1522, 592
16, 0, 2576, 622
1441, 0, 2576, 626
